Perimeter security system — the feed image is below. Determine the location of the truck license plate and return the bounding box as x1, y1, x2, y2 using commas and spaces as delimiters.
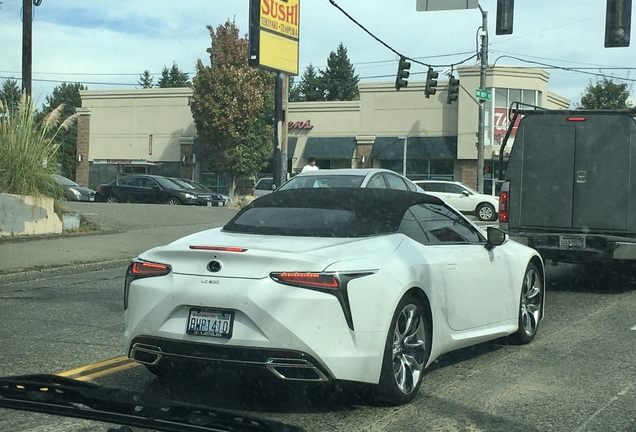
186, 308, 234, 338
559, 235, 585, 249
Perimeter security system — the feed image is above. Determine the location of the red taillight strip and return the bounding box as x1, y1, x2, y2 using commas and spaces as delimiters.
130, 261, 171, 276
567, 117, 587, 122
189, 246, 248, 252
272, 272, 339, 289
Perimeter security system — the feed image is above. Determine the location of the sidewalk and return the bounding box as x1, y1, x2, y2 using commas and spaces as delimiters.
0, 202, 239, 284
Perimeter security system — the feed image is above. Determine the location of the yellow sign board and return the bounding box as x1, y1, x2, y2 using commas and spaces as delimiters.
249, 0, 300, 75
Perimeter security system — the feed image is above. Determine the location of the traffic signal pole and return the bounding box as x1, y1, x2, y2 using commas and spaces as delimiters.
477, 5, 488, 193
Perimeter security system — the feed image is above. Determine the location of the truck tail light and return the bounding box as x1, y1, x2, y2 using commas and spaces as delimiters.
499, 191, 509, 223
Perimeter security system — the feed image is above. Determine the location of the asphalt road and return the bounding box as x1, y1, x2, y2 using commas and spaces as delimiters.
0, 262, 635, 431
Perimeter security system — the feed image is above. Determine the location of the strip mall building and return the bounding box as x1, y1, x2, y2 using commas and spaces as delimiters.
76, 65, 570, 194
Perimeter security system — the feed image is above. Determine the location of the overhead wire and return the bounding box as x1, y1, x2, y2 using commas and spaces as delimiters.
327, 0, 477, 70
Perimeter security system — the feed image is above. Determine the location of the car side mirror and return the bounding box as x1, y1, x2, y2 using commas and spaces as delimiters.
485, 226, 507, 251
462, 190, 470, 197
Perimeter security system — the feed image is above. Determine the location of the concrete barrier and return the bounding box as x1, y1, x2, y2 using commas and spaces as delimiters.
0, 194, 63, 237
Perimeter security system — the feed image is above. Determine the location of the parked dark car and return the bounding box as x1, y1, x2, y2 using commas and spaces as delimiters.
53, 175, 95, 202
169, 178, 231, 206
95, 174, 222, 206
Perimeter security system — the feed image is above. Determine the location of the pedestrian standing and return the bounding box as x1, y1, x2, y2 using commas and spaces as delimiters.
302, 157, 319, 173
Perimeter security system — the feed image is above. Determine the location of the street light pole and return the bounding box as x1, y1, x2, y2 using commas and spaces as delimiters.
400, 136, 408, 177
477, 5, 488, 193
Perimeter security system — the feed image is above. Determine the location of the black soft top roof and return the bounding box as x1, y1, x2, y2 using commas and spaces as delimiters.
223, 188, 444, 237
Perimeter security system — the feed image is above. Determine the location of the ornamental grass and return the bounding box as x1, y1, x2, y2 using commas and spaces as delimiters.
0, 94, 77, 198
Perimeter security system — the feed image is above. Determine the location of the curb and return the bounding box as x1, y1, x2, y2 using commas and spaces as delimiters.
0, 258, 133, 285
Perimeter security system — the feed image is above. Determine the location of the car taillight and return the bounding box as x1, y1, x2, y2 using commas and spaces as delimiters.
270, 272, 339, 289
189, 246, 247, 252
499, 191, 508, 223
125, 259, 171, 311
250, 189, 255, 196
95, 185, 103, 192
129, 260, 171, 276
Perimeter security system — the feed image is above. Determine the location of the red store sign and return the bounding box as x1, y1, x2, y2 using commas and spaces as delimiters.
288, 120, 313, 130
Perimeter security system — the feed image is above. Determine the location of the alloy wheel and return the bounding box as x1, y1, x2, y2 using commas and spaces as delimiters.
520, 266, 542, 337
477, 204, 495, 221
391, 304, 427, 395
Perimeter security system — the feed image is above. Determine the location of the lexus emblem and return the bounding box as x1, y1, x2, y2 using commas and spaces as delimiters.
207, 260, 223, 273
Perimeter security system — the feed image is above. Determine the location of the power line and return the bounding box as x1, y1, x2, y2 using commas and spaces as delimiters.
327, 0, 477, 70
491, 54, 636, 83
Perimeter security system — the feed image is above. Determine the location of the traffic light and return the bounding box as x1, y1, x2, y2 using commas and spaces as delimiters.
447, 76, 460, 104
425, 68, 438, 98
395, 56, 411, 91
496, 0, 514, 35
605, 0, 631, 47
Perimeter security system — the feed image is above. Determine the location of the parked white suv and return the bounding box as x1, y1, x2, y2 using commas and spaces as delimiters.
414, 180, 499, 221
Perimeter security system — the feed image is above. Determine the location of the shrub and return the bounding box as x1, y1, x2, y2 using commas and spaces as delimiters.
0, 95, 77, 198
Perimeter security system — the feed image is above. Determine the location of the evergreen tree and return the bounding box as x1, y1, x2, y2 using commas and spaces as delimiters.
191, 20, 273, 196
297, 64, 325, 101
38, 82, 86, 180
578, 77, 631, 109
0, 77, 22, 110
138, 70, 154, 88
157, 62, 191, 88
288, 75, 302, 102
321, 43, 359, 101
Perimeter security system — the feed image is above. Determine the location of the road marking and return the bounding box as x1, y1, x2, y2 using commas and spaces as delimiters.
632, 325, 636, 331
57, 355, 139, 381
75, 361, 140, 382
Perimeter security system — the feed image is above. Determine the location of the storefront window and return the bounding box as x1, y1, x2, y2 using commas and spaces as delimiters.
380, 160, 454, 181
200, 172, 229, 195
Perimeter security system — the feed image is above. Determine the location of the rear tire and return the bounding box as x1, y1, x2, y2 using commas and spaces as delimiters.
106, 196, 118, 203
476, 203, 497, 221
508, 262, 543, 345
375, 294, 431, 405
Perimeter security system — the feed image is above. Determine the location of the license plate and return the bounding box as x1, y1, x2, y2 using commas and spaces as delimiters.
559, 235, 585, 249
89, 197, 95, 202
186, 308, 234, 338
217, 202, 224, 207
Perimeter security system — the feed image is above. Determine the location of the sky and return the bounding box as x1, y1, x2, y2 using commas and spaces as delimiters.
1, 0, 635, 109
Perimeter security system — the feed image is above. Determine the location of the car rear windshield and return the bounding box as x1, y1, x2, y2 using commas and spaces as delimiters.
277, 175, 365, 191
228, 207, 360, 236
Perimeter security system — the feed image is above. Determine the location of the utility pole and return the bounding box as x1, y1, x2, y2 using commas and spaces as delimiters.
22, 0, 32, 96
477, 5, 488, 193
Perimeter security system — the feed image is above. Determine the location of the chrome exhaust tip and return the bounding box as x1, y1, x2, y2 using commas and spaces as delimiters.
130, 343, 163, 365
265, 358, 329, 382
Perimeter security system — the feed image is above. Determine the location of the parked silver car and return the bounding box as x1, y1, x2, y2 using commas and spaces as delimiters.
277, 168, 425, 193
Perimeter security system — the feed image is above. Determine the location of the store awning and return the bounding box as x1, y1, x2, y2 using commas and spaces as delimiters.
287, 137, 298, 158
372, 136, 457, 160
302, 137, 357, 160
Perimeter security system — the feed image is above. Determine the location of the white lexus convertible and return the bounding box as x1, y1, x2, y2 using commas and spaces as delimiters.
124, 188, 544, 405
